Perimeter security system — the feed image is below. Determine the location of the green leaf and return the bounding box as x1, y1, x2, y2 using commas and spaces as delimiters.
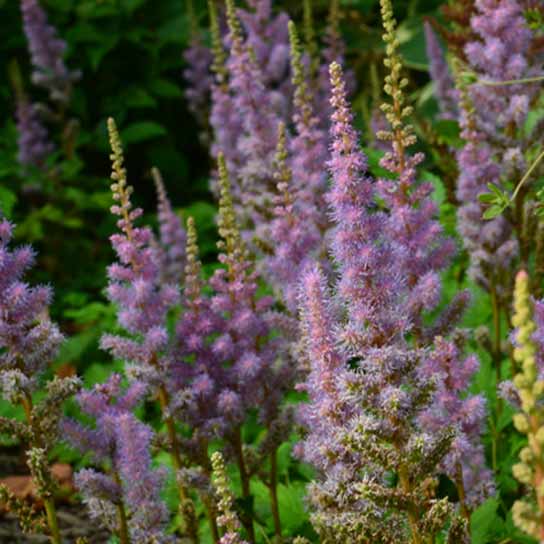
0, 186, 17, 217
121, 122, 167, 144
149, 78, 183, 98
483, 205, 506, 220
470, 497, 503, 544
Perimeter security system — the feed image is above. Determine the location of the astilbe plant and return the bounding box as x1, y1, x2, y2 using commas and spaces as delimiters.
64, 374, 171, 544
423, 21, 457, 120
20, 0, 79, 104
0, 218, 81, 543
508, 270, 544, 541
210, 451, 248, 544
260, 21, 329, 313
295, 2, 492, 541
152, 167, 187, 287
455, 0, 542, 313
14, 94, 55, 170
101, 118, 199, 541
201, 153, 295, 541
16, 0, 81, 172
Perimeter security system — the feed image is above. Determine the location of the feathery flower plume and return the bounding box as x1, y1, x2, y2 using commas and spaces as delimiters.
103, 118, 197, 542
20, 0, 79, 103
509, 270, 544, 541
262, 122, 321, 313
208, 0, 244, 185
15, 96, 54, 170
183, 0, 213, 141
0, 218, 80, 543
205, 153, 294, 540
424, 21, 457, 119
152, 167, 187, 286
297, 1, 490, 536
456, 0, 540, 303
220, 0, 280, 238
65, 375, 171, 543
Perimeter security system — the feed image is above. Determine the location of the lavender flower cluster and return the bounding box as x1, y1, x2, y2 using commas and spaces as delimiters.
5, 0, 544, 542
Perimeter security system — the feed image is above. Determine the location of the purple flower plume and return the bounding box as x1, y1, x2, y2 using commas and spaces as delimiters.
15, 96, 54, 170
65, 375, 171, 542
424, 21, 458, 119
20, 0, 80, 103
0, 218, 63, 384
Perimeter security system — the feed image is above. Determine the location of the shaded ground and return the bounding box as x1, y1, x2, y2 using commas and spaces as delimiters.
0, 446, 110, 543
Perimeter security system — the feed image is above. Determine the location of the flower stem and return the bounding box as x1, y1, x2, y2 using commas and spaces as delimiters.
157, 385, 198, 543
113, 472, 131, 544
269, 449, 282, 542
233, 428, 255, 543
44, 498, 61, 544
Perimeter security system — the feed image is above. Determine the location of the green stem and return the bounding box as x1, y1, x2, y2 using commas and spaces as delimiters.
510, 149, 544, 203
478, 74, 544, 86
157, 386, 198, 543
44, 498, 61, 544
269, 449, 282, 542
233, 429, 255, 543
113, 472, 131, 544
455, 463, 471, 526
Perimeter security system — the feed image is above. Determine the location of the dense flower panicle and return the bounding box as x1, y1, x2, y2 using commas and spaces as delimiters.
65, 375, 171, 542
237, 0, 291, 116
456, 0, 540, 296
102, 119, 179, 391
424, 21, 457, 119
314, 0, 354, 129
219, 0, 280, 238
296, 265, 348, 473
327, 62, 403, 342
183, 31, 214, 137
465, 0, 538, 135
377, 9, 455, 292
15, 97, 54, 169
287, 21, 330, 235
173, 217, 224, 435
455, 84, 518, 297
419, 336, 494, 507
206, 154, 294, 437
296, 4, 487, 537
262, 122, 321, 313
20, 0, 79, 103
152, 167, 187, 286
0, 218, 63, 383
508, 271, 544, 541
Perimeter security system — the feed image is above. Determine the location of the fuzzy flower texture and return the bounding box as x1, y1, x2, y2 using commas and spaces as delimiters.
296, 3, 492, 535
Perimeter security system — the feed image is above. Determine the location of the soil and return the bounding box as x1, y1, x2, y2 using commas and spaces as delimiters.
0, 446, 110, 543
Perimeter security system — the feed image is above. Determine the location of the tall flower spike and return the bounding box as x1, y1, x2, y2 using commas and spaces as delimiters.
302, 0, 319, 80
211, 452, 248, 544
183, 0, 213, 139
219, 0, 280, 239
104, 119, 198, 541
65, 376, 171, 543
20, 0, 79, 103
423, 21, 457, 119
209, 152, 294, 541
288, 20, 329, 219
152, 167, 187, 286
377, 0, 455, 305
15, 96, 54, 170
510, 270, 544, 541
